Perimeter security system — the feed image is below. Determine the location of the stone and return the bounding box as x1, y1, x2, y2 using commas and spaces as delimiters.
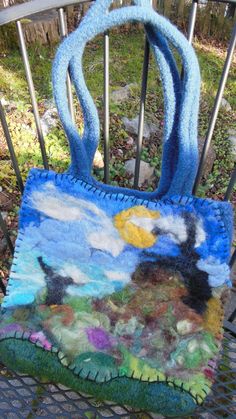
1, 97, 8, 106
40, 107, 58, 136
127, 136, 134, 146
122, 115, 159, 139
125, 159, 155, 186
93, 149, 104, 169
1, 211, 7, 220
227, 128, 236, 136
221, 98, 232, 112
42, 99, 55, 109
1, 97, 17, 112
198, 137, 216, 176
116, 148, 123, 158
110, 83, 137, 103
228, 135, 236, 161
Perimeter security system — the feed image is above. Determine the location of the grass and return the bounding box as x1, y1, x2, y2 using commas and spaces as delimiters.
0, 30, 235, 224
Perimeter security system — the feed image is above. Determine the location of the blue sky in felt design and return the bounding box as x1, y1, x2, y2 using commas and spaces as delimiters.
3, 172, 232, 308
7, 184, 180, 307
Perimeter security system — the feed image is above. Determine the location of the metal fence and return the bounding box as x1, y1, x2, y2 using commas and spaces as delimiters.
0, 0, 235, 417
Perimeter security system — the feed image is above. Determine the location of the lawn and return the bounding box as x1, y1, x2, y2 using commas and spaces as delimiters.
0, 29, 235, 282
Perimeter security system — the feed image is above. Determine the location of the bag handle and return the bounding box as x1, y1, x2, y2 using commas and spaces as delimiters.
52, 0, 200, 196
53, 0, 182, 190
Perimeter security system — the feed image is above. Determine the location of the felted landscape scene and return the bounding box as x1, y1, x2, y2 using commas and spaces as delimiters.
0, 165, 233, 414
0, 0, 235, 417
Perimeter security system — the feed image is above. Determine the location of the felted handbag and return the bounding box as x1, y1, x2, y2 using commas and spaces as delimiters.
0, 0, 233, 416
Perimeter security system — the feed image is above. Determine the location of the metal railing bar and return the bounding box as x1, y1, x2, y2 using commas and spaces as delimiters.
0, 101, 24, 194
224, 319, 236, 335
193, 22, 236, 194
187, 0, 198, 43
0, 278, 6, 296
223, 331, 236, 345
0, 0, 86, 27
208, 0, 236, 4
224, 165, 236, 201
0, 212, 14, 257
230, 247, 236, 269
222, 333, 235, 343
228, 306, 236, 323
58, 8, 75, 123
103, 31, 110, 184
180, 0, 197, 78
212, 386, 236, 405
0, 0, 235, 28
134, 38, 150, 189
16, 20, 49, 170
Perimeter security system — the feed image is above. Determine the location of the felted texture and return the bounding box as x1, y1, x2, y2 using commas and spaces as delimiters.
52, 0, 200, 197
0, 169, 233, 416
0, 1, 233, 416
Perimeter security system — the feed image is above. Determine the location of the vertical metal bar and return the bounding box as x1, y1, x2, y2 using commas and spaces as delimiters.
230, 248, 236, 269
228, 306, 236, 323
193, 23, 236, 194
187, 0, 198, 43
104, 31, 110, 184
0, 211, 14, 257
224, 166, 236, 201
0, 278, 6, 296
134, 38, 150, 189
229, 247, 236, 313
16, 20, 48, 170
0, 101, 24, 194
181, 0, 198, 79
58, 8, 75, 123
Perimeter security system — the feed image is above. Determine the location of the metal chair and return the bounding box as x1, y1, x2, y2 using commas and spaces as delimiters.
0, 0, 235, 417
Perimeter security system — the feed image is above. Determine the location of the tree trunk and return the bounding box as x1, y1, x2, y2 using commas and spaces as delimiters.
177, 0, 185, 26
0, 0, 24, 7
22, 10, 60, 45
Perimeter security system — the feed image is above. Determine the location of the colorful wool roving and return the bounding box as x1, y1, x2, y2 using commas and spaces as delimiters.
0, 169, 232, 416
0, 0, 233, 416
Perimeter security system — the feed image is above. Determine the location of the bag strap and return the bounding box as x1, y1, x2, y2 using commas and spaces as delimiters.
52, 0, 200, 196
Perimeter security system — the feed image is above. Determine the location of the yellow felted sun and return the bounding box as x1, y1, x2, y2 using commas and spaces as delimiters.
114, 206, 160, 248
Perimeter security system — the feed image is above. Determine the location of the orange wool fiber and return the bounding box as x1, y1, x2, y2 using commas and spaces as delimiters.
50, 305, 75, 326
203, 298, 224, 336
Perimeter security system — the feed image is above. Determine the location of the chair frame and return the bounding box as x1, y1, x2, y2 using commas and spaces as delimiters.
0, 0, 235, 417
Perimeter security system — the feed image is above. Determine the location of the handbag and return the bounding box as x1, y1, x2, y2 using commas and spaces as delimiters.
0, 0, 233, 416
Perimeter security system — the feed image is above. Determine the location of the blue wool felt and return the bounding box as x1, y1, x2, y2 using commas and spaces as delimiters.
80, 0, 184, 197
0, 4, 233, 414
53, 5, 182, 184
0, 168, 233, 418
3, 167, 232, 312
144, 26, 182, 196
52, 0, 200, 197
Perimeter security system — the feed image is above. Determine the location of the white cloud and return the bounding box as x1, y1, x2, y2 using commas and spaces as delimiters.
31, 183, 126, 257
88, 230, 125, 257
130, 214, 187, 244
59, 264, 91, 284
104, 270, 130, 282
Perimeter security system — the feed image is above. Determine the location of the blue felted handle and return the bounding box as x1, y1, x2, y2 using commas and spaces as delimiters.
53, 0, 181, 189
53, 0, 200, 196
